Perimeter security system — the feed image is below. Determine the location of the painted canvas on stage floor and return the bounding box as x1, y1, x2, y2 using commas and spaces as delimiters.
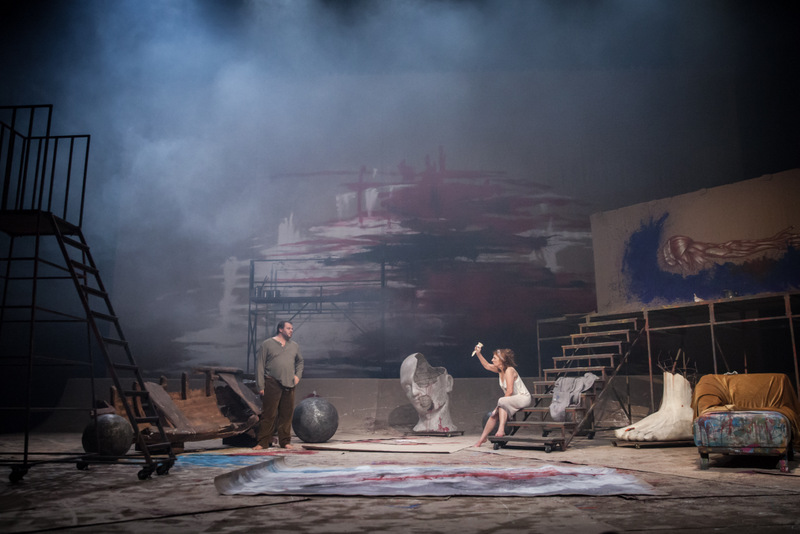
214, 457, 658, 497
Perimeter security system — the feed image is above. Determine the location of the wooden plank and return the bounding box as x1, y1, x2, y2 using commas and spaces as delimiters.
218, 372, 262, 415
144, 382, 195, 432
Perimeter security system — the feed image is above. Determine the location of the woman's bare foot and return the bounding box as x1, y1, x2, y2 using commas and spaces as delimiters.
252, 444, 265, 450
494, 431, 505, 438
281, 443, 295, 450
473, 439, 485, 447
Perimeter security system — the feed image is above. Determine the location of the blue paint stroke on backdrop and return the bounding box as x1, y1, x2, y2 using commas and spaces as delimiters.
622, 214, 800, 304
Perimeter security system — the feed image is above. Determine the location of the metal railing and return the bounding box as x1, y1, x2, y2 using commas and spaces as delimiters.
1, 105, 90, 228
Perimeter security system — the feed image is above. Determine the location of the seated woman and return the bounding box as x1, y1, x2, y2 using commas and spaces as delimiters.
473, 345, 531, 447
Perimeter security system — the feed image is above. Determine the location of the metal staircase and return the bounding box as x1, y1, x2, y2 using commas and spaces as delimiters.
0, 105, 174, 481
490, 315, 642, 452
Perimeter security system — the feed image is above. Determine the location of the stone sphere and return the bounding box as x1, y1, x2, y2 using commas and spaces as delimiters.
292, 397, 339, 443
82, 414, 135, 456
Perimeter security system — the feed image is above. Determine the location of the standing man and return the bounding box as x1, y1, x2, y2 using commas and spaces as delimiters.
254, 320, 304, 450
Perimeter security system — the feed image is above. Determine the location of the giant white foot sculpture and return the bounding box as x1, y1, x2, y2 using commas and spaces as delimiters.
614, 372, 694, 442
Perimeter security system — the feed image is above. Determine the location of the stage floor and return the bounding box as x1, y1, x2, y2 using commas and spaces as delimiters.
1, 430, 799, 533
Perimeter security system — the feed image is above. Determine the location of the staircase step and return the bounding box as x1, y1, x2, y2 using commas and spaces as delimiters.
530, 382, 605, 389
521, 415, 584, 425
570, 329, 630, 342
554, 353, 616, 364
529, 391, 596, 400
530, 380, 605, 394
562, 340, 623, 352
506, 420, 577, 428
523, 406, 587, 415
544, 365, 613, 376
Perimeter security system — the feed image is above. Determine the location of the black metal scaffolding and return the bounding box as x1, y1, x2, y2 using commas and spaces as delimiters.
246, 257, 386, 374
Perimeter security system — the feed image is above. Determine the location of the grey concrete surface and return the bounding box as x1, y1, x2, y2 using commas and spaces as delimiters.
2, 429, 799, 534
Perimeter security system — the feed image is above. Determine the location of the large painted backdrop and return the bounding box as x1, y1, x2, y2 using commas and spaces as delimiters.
131, 148, 597, 378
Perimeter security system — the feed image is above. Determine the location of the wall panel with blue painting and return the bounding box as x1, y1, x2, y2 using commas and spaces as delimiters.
591, 169, 800, 315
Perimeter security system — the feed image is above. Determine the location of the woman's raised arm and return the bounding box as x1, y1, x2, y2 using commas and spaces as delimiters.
475, 345, 499, 373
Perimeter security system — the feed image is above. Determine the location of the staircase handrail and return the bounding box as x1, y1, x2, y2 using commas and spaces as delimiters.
563, 325, 645, 449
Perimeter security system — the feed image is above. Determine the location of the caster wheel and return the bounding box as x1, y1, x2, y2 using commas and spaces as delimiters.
587, 432, 595, 440
138, 467, 154, 480
493, 442, 501, 450
544, 444, 552, 453
9, 467, 27, 483
699, 456, 709, 470
156, 462, 171, 476
542, 430, 550, 437
76, 461, 89, 471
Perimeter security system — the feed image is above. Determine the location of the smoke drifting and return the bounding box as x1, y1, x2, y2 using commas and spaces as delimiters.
1, 1, 798, 376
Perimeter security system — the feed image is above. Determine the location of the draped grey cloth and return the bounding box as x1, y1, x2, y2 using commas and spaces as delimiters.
549, 373, 599, 422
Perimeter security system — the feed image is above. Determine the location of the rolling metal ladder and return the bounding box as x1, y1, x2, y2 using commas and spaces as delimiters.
0, 105, 174, 481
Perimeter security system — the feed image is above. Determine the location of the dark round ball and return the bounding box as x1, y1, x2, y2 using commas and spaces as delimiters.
292, 397, 339, 443
82, 414, 135, 456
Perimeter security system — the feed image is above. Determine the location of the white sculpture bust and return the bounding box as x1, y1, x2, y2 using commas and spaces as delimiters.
399, 353, 456, 433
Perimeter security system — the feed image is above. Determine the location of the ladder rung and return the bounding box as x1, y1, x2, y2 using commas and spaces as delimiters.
82, 285, 108, 298
112, 362, 137, 371
70, 259, 98, 274
91, 310, 118, 323
104, 337, 129, 347
61, 236, 89, 251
